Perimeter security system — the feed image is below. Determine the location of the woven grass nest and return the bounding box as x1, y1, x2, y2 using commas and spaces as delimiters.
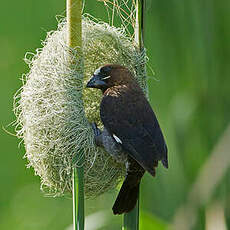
14, 16, 147, 198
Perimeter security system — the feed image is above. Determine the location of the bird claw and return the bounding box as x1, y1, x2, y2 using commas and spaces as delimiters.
91, 122, 101, 136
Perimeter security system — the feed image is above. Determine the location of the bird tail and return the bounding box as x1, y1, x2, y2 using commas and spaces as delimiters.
112, 175, 140, 215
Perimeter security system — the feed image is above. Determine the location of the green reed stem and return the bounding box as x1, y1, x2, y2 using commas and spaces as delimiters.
123, 1, 145, 230
66, 0, 84, 230
123, 201, 140, 230
73, 162, 85, 230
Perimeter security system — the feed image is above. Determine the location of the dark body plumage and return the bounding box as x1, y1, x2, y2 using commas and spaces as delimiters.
87, 64, 168, 215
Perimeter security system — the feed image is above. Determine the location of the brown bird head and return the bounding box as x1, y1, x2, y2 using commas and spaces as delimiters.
86, 64, 135, 92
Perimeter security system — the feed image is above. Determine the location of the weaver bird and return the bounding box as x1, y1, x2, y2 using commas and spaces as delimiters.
86, 64, 168, 215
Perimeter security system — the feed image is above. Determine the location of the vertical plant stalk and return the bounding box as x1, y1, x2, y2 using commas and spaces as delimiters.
66, 1, 85, 230
67, 0, 82, 48
134, 0, 145, 50
123, 1, 145, 229
123, 201, 140, 230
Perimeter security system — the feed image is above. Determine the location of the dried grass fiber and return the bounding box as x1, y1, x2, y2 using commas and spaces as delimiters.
14, 16, 147, 197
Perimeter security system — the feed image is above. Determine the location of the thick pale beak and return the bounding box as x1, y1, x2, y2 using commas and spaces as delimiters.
86, 74, 107, 88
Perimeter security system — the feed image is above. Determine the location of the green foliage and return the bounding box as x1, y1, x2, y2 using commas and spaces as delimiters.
140, 211, 167, 230
0, 0, 229, 229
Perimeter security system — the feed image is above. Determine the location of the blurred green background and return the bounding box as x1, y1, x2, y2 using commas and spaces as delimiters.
0, 0, 229, 229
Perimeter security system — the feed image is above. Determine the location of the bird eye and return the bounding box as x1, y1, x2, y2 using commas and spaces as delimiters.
101, 66, 112, 74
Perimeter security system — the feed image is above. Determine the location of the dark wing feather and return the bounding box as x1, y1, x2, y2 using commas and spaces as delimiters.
100, 89, 168, 176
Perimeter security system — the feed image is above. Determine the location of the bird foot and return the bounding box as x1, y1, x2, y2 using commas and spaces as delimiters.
91, 122, 103, 146
91, 122, 101, 136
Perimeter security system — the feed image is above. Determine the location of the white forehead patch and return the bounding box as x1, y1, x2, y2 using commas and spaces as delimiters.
113, 134, 122, 144
94, 67, 102, 75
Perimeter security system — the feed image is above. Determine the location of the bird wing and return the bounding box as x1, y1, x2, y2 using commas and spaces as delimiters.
100, 91, 168, 176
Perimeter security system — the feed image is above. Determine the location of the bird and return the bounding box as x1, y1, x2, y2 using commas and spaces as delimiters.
86, 64, 168, 215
